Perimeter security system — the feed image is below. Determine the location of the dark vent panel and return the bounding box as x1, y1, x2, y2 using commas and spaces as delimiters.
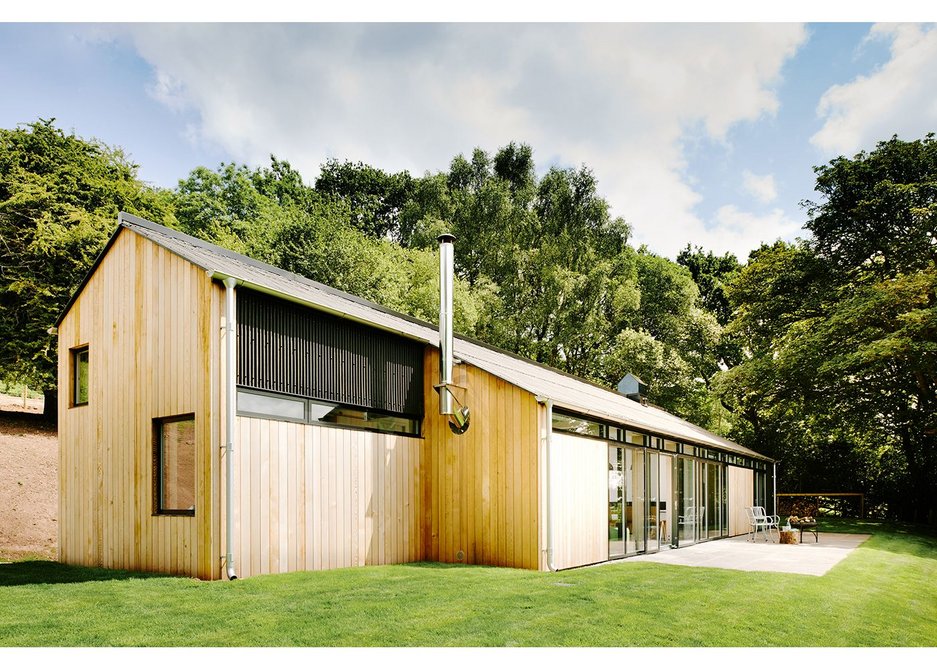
237, 289, 424, 416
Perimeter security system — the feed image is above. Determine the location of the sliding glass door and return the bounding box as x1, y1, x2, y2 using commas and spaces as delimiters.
612, 447, 729, 556
609, 445, 651, 557
646, 450, 660, 553
704, 461, 728, 540
674, 457, 698, 547
673, 457, 728, 546
627, 448, 646, 554
609, 447, 625, 558
660, 454, 673, 547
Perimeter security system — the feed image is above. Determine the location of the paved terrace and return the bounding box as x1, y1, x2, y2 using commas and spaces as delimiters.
625, 532, 871, 576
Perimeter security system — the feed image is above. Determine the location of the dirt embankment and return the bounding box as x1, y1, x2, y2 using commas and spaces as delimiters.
0, 394, 57, 561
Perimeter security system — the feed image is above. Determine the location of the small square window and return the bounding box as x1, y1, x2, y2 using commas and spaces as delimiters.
154, 414, 196, 515
71, 346, 89, 406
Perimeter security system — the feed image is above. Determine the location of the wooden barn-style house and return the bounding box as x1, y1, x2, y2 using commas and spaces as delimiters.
56, 213, 774, 580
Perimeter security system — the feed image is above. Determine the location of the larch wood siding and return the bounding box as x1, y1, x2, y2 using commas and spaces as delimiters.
58, 230, 221, 579
727, 465, 754, 536
548, 432, 608, 570
421, 350, 540, 570
227, 417, 423, 577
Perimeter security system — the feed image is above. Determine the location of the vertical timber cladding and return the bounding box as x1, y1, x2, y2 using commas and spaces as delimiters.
422, 348, 540, 569
57, 230, 217, 578
230, 416, 424, 577
236, 288, 423, 416
727, 465, 755, 536
549, 432, 608, 569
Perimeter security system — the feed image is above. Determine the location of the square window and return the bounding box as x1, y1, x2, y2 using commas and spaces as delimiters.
154, 415, 196, 515
71, 346, 89, 406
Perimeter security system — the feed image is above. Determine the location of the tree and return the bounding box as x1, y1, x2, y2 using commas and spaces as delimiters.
719, 135, 937, 522
314, 159, 414, 240
803, 136, 937, 522
174, 163, 271, 254
492, 141, 536, 198
805, 133, 937, 280
676, 245, 740, 327
0, 119, 174, 396
173, 157, 326, 259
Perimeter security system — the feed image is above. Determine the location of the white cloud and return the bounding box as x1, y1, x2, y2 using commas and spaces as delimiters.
742, 171, 778, 204
117, 23, 806, 258
812, 23, 937, 156
146, 70, 188, 112
704, 205, 802, 260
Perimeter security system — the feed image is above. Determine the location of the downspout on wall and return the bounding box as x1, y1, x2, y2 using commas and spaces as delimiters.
773, 461, 778, 518
536, 396, 557, 572
223, 276, 238, 580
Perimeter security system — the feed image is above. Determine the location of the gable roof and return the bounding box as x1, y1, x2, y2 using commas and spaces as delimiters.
61, 212, 771, 461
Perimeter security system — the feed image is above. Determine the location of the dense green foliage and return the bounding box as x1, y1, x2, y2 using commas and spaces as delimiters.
1, 520, 936, 646
0, 120, 174, 391
315, 158, 414, 240
717, 135, 937, 523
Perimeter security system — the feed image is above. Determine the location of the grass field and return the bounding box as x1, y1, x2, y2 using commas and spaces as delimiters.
1, 519, 935, 647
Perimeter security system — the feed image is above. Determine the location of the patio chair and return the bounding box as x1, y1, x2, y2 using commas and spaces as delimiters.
748, 506, 780, 542
678, 506, 698, 530
677, 506, 705, 541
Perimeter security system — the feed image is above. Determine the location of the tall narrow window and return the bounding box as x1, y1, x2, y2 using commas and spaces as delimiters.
72, 346, 89, 406
154, 414, 196, 515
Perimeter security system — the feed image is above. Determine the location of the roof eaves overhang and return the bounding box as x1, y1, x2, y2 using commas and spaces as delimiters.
546, 400, 775, 462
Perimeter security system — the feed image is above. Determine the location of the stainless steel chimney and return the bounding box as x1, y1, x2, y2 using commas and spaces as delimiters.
438, 233, 455, 415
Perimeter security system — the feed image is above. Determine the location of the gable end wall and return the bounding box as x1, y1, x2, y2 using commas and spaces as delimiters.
57, 230, 221, 579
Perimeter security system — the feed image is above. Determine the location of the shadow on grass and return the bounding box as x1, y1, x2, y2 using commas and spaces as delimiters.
401, 561, 480, 570
819, 518, 937, 561
0, 560, 172, 587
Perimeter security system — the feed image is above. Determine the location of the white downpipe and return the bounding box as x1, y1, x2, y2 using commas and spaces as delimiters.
536, 396, 557, 572
223, 277, 238, 581
773, 461, 778, 518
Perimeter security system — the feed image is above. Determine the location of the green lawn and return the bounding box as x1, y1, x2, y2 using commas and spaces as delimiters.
2, 519, 935, 647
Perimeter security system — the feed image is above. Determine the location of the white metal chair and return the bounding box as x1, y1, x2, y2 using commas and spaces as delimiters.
678, 506, 704, 539
746, 506, 780, 542
678, 506, 697, 531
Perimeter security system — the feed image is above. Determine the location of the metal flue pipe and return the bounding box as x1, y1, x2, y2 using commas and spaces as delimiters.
438, 233, 455, 415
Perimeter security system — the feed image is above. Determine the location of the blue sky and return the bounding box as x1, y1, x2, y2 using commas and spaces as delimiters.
2, 21, 935, 260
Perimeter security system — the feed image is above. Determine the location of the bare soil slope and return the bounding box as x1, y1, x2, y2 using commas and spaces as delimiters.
0, 394, 57, 561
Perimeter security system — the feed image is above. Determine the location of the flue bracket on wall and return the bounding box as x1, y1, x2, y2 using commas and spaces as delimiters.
434, 382, 470, 435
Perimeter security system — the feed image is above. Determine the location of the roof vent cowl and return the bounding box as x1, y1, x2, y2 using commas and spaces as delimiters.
617, 373, 648, 406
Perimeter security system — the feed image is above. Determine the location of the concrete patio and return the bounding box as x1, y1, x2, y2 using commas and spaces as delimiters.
624, 532, 871, 576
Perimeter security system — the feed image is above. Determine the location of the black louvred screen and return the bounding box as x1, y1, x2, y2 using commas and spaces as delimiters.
236, 289, 424, 416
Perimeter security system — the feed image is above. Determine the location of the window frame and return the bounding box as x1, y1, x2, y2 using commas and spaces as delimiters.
236, 387, 422, 437
70, 345, 89, 407
153, 413, 197, 517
